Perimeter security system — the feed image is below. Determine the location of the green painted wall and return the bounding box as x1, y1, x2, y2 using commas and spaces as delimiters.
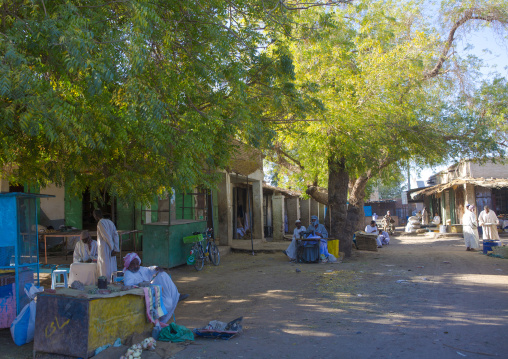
143, 220, 206, 268
64, 183, 82, 229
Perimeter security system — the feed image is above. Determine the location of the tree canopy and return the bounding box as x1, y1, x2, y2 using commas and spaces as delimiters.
265, 0, 508, 255
0, 0, 327, 202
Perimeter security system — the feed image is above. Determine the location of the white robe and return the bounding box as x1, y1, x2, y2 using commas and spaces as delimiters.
365, 225, 382, 246
286, 226, 306, 260
478, 210, 500, 240
73, 240, 98, 263
124, 266, 180, 323
378, 231, 390, 245
365, 225, 378, 234
462, 211, 479, 249
97, 219, 119, 282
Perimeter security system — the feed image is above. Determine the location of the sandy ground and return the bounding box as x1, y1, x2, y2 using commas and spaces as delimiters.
2, 232, 508, 359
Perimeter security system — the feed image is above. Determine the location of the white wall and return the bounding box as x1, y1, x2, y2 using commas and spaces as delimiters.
468, 161, 508, 179
39, 184, 65, 227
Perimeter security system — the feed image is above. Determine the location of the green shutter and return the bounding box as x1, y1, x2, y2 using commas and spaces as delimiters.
64, 183, 83, 229
116, 200, 134, 230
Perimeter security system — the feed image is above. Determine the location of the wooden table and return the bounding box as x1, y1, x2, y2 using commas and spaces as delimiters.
41, 229, 142, 264
40, 231, 83, 264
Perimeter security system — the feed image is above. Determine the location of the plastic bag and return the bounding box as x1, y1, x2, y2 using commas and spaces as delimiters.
193, 317, 243, 340
10, 283, 44, 346
158, 322, 195, 343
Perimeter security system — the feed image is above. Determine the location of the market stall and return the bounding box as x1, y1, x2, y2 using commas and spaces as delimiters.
34, 287, 152, 358
0, 192, 53, 328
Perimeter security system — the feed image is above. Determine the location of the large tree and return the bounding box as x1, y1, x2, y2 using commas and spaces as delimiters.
0, 0, 335, 202
267, 0, 508, 256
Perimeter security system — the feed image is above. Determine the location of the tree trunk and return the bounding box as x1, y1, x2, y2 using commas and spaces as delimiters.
347, 175, 370, 235
328, 156, 352, 257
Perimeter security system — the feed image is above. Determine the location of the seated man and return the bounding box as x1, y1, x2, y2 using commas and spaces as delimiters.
283, 219, 306, 262
378, 229, 390, 245
365, 220, 378, 234
307, 215, 330, 262
432, 215, 441, 225
365, 221, 382, 248
123, 253, 188, 323
73, 230, 98, 263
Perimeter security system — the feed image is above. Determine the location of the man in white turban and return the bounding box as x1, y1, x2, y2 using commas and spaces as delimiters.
478, 205, 500, 240
462, 205, 479, 251
73, 230, 98, 263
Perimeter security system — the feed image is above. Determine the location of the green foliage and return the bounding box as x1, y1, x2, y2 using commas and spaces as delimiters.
0, 0, 316, 203
269, 0, 507, 192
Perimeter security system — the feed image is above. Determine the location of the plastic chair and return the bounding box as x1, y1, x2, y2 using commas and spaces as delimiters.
51, 269, 69, 289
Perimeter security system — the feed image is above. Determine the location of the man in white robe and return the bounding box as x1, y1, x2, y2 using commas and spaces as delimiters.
123, 253, 186, 323
365, 221, 382, 247
73, 230, 98, 263
478, 206, 500, 240
378, 229, 390, 245
94, 209, 120, 282
283, 220, 306, 261
462, 205, 479, 251
308, 215, 330, 260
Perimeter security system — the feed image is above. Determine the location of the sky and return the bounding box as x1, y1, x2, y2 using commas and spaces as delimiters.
415, 22, 508, 185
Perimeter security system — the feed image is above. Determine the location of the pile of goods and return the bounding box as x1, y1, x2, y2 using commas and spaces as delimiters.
120, 338, 157, 359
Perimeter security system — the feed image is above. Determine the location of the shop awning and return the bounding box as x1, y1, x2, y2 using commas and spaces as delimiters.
410, 178, 508, 199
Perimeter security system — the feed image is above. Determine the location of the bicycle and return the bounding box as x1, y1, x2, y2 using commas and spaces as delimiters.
184, 228, 220, 271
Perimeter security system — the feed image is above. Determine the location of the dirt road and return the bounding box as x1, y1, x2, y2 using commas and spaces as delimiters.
2, 233, 507, 359
171, 233, 508, 359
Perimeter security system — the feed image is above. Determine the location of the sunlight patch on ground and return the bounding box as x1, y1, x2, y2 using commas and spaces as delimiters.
253, 289, 298, 300
281, 328, 335, 337
452, 273, 508, 286
227, 299, 249, 303
176, 276, 201, 283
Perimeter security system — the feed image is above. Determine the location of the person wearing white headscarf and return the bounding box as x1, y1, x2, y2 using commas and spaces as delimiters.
308, 215, 331, 261
94, 209, 120, 283
73, 230, 98, 263
123, 253, 186, 323
462, 205, 479, 251
283, 220, 306, 261
478, 206, 500, 240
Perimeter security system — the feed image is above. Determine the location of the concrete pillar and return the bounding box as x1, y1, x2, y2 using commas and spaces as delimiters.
300, 199, 311, 227
217, 172, 233, 246
443, 191, 450, 224
272, 195, 285, 241
319, 203, 325, 224
464, 183, 475, 208
310, 199, 319, 219
286, 197, 300, 234
251, 179, 264, 240
0, 178, 9, 192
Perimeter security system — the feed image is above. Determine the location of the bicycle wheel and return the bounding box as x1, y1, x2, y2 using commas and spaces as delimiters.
193, 243, 205, 271
208, 241, 220, 266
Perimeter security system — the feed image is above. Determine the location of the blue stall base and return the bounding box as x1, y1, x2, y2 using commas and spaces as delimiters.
483, 240, 501, 254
